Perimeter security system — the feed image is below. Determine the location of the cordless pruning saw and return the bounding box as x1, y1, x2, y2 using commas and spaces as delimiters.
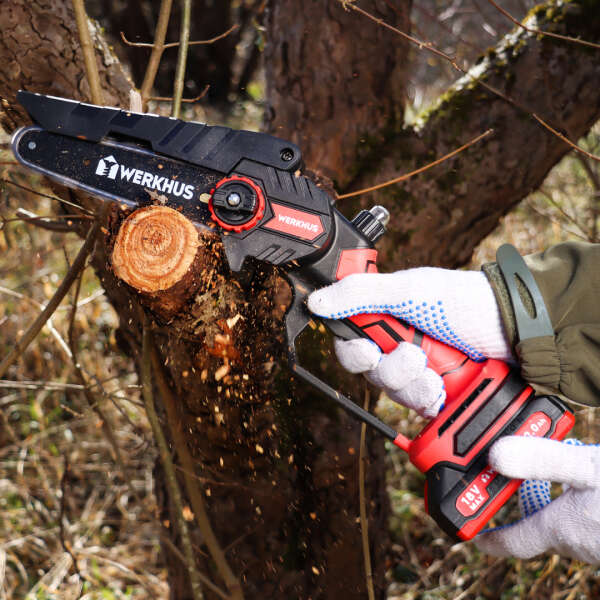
12, 91, 574, 541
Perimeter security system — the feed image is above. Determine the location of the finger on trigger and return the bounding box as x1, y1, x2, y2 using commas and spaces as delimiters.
376, 343, 427, 390
387, 367, 445, 418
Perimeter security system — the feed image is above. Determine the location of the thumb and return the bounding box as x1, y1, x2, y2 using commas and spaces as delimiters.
489, 437, 600, 489
475, 507, 552, 559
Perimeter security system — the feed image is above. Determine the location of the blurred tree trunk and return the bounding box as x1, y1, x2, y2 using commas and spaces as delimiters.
2, 1, 600, 599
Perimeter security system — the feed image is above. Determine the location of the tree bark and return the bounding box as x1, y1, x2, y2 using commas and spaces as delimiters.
264, 0, 411, 185
337, 4, 600, 270
2, 1, 600, 599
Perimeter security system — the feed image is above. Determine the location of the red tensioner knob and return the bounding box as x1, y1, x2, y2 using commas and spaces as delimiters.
208, 175, 266, 233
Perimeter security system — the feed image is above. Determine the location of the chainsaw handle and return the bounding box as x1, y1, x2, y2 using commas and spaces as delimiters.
332, 248, 486, 406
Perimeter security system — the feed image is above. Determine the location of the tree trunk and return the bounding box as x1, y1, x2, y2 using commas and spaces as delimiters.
2, 1, 600, 599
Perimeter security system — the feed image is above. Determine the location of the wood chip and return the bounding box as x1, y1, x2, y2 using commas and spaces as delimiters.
215, 364, 230, 381
226, 314, 243, 330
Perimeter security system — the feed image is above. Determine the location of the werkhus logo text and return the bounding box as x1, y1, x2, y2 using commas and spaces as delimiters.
95, 155, 195, 200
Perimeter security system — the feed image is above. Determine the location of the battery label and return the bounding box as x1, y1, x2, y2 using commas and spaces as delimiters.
456, 466, 496, 517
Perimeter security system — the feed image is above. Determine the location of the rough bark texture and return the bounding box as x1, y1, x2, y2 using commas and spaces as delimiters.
264, 0, 411, 185
2, 0, 600, 599
343, 3, 600, 270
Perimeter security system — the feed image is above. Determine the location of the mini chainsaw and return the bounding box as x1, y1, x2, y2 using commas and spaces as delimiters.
11, 91, 574, 540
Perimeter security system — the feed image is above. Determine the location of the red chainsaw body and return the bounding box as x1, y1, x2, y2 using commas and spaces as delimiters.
337, 248, 574, 540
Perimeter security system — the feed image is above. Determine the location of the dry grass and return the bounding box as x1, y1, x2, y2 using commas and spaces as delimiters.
0, 146, 167, 599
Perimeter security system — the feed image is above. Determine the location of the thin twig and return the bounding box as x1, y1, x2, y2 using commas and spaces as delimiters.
14, 208, 80, 233
149, 342, 244, 599
122, 24, 238, 49
59, 456, 82, 579
0, 285, 71, 358
0, 221, 100, 380
172, 0, 192, 119
139, 0, 174, 107
340, 1, 600, 163
1, 178, 93, 214
160, 534, 230, 600
359, 387, 375, 600
575, 152, 600, 241
141, 314, 204, 600
72, 0, 104, 104
338, 129, 493, 198
532, 114, 600, 163
67, 270, 141, 502
485, 0, 600, 50
0, 380, 85, 391
537, 187, 589, 238
149, 86, 210, 104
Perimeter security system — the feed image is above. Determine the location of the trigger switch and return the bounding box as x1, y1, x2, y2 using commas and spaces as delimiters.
209, 175, 266, 233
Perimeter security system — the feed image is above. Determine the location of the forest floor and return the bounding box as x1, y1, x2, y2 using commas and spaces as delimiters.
1, 119, 600, 599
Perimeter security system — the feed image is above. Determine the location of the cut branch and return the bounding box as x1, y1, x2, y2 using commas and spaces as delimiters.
111, 206, 199, 293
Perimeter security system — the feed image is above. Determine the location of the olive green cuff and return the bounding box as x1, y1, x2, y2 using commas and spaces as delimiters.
481, 262, 518, 348
516, 335, 561, 390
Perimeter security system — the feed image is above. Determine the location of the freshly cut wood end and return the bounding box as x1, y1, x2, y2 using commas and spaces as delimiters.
112, 206, 200, 293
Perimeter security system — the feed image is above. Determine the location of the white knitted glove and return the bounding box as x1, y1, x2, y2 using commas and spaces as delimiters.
476, 437, 600, 563
307, 268, 512, 418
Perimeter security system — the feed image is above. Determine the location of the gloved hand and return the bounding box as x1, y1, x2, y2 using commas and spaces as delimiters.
307, 268, 512, 417
476, 437, 600, 563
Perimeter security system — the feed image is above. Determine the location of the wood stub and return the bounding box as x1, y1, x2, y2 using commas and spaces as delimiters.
112, 206, 200, 293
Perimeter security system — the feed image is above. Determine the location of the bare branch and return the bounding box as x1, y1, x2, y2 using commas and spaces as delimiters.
14, 208, 80, 233
149, 85, 210, 104
532, 114, 600, 163
164, 24, 239, 49
171, 0, 192, 119
340, 1, 600, 163
141, 314, 205, 600
121, 24, 238, 50
1, 178, 94, 214
338, 129, 493, 199
359, 387, 374, 600
72, 0, 104, 104
67, 269, 139, 501
139, 0, 174, 107
485, 0, 600, 50
150, 344, 244, 600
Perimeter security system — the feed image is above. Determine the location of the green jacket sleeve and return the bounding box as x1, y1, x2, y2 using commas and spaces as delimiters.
482, 242, 600, 408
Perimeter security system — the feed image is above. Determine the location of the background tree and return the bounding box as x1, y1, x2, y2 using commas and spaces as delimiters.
1, 0, 600, 598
